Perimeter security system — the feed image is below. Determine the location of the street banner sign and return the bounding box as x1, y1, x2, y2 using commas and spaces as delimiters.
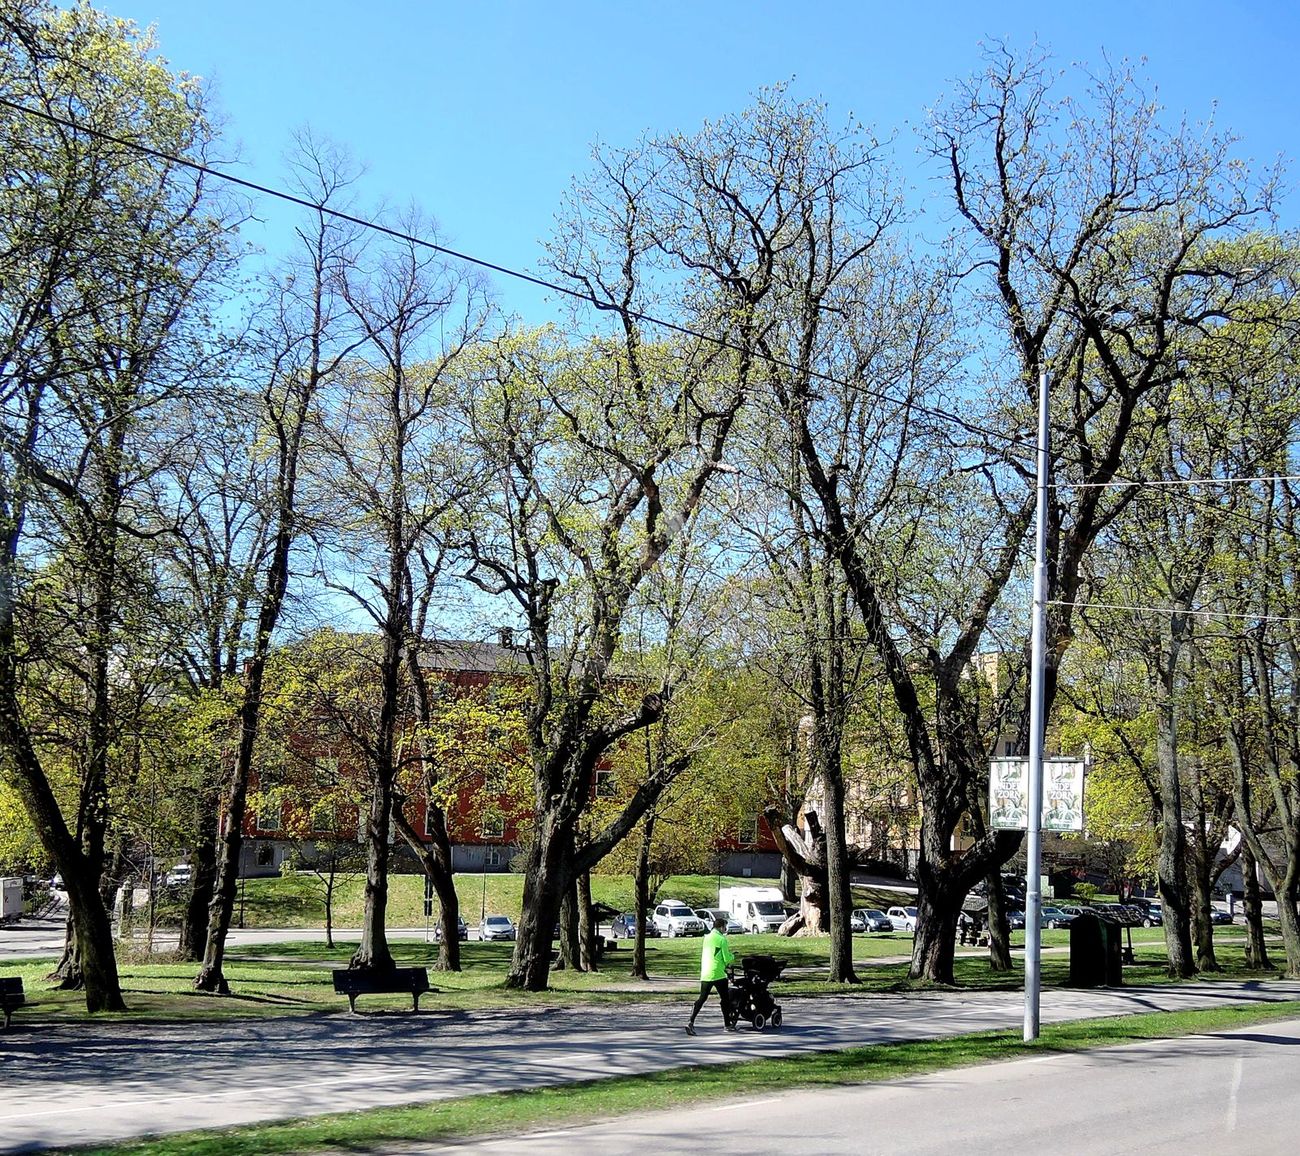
990, 757, 1085, 831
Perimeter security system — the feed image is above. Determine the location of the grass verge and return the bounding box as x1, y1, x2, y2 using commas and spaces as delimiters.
56, 999, 1300, 1156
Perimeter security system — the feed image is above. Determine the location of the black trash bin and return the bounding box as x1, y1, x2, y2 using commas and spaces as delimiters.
1068, 911, 1123, 987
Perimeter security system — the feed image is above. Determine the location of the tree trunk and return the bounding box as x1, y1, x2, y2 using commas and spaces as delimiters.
395, 805, 460, 971
350, 765, 396, 973
911, 845, 962, 985
822, 788, 856, 981
1276, 878, 1300, 980
1241, 844, 1271, 970
985, 870, 1013, 972
631, 816, 652, 979
508, 811, 573, 990
578, 871, 598, 973
558, 885, 578, 971
179, 784, 220, 961
1191, 860, 1220, 972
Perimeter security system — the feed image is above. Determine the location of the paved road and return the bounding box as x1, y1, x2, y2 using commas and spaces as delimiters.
454, 1017, 1300, 1155
4, 979, 1300, 1152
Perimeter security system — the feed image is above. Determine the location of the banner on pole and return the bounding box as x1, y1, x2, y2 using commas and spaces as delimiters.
989, 757, 1085, 831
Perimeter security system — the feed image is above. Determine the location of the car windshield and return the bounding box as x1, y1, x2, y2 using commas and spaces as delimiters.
754, 901, 784, 915
485, 916, 510, 927
902, 907, 917, 916
668, 906, 693, 917
867, 910, 886, 919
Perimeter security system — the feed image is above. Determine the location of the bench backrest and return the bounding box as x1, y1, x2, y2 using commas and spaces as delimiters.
0, 976, 25, 1000
332, 967, 428, 993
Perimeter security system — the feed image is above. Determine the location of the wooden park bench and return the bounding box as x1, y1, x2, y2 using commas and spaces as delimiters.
332, 966, 430, 1013
1, 976, 25, 1029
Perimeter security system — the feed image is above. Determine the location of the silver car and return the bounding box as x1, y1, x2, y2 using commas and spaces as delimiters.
478, 914, 516, 941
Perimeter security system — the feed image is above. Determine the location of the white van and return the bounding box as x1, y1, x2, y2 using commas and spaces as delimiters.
719, 886, 787, 933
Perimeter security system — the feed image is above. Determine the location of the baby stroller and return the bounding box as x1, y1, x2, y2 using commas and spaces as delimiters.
726, 954, 786, 1031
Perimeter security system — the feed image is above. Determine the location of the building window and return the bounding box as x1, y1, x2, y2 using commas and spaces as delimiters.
256, 842, 274, 867
424, 804, 438, 837
595, 770, 616, 797
481, 812, 504, 839
257, 794, 283, 833
486, 848, 502, 867
738, 817, 758, 846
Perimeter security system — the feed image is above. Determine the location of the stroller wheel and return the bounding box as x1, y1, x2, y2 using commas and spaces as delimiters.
751, 1012, 767, 1031
771, 1008, 782, 1028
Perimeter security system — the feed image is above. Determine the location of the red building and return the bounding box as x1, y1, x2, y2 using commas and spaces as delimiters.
238, 638, 779, 878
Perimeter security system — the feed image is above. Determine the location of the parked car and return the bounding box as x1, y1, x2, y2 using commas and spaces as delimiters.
1095, 903, 1139, 925
850, 909, 867, 933
856, 908, 893, 933
433, 915, 469, 941
1137, 902, 1164, 927
1040, 906, 1076, 929
886, 905, 918, 933
695, 908, 743, 935
652, 900, 708, 938
610, 912, 659, 939
478, 914, 516, 941
1006, 909, 1026, 930
1211, 908, 1234, 926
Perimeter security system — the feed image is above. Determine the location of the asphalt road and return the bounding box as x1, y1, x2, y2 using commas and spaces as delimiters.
4, 979, 1300, 1153
451, 1017, 1300, 1155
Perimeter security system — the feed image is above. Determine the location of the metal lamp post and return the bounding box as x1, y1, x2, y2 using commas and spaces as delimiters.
1024, 370, 1050, 1042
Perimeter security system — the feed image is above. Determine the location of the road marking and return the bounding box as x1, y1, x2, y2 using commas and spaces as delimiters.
710, 1098, 781, 1112
1226, 1055, 1243, 1132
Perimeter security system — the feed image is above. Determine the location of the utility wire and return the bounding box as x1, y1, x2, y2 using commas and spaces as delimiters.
0, 92, 1037, 456
1049, 599, 1300, 626
7, 94, 1295, 504
1053, 473, 1300, 491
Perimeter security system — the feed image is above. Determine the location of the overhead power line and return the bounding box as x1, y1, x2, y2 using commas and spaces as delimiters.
0, 93, 1034, 456
1054, 473, 1300, 491
1049, 599, 1300, 626
7, 93, 1295, 505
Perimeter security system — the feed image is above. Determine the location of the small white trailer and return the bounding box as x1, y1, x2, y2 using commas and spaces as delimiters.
1, 877, 23, 922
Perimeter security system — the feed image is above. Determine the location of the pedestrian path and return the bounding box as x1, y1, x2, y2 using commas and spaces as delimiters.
3, 977, 1299, 1152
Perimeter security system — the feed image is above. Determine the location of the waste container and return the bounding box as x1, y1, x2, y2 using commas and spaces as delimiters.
1067, 911, 1123, 987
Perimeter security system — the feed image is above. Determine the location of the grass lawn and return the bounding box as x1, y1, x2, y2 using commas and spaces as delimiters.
11, 919, 1289, 1022
55, 999, 1300, 1156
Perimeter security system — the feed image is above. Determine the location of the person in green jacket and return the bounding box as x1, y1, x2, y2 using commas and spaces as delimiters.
686, 914, 735, 1035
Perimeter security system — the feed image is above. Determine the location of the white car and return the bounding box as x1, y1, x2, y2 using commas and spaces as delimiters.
478, 914, 516, 941
652, 900, 708, 937
886, 905, 918, 933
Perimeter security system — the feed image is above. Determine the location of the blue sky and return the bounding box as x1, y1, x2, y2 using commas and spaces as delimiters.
110, 1, 1299, 322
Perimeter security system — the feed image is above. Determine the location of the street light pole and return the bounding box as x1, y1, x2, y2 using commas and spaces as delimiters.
1024, 370, 1050, 1042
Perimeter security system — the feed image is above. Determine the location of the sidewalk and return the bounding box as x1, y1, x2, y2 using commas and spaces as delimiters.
3, 976, 1300, 1153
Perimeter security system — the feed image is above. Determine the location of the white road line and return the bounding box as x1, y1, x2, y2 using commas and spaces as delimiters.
710, 1098, 782, 1112
1226, 1055, 1243, 1132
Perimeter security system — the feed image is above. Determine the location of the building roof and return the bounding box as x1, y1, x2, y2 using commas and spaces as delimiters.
419, 639, 527, 674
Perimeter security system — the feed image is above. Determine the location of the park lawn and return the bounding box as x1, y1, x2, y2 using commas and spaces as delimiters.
12, 922, 1288, 1023
55, 999, 1300, 1156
